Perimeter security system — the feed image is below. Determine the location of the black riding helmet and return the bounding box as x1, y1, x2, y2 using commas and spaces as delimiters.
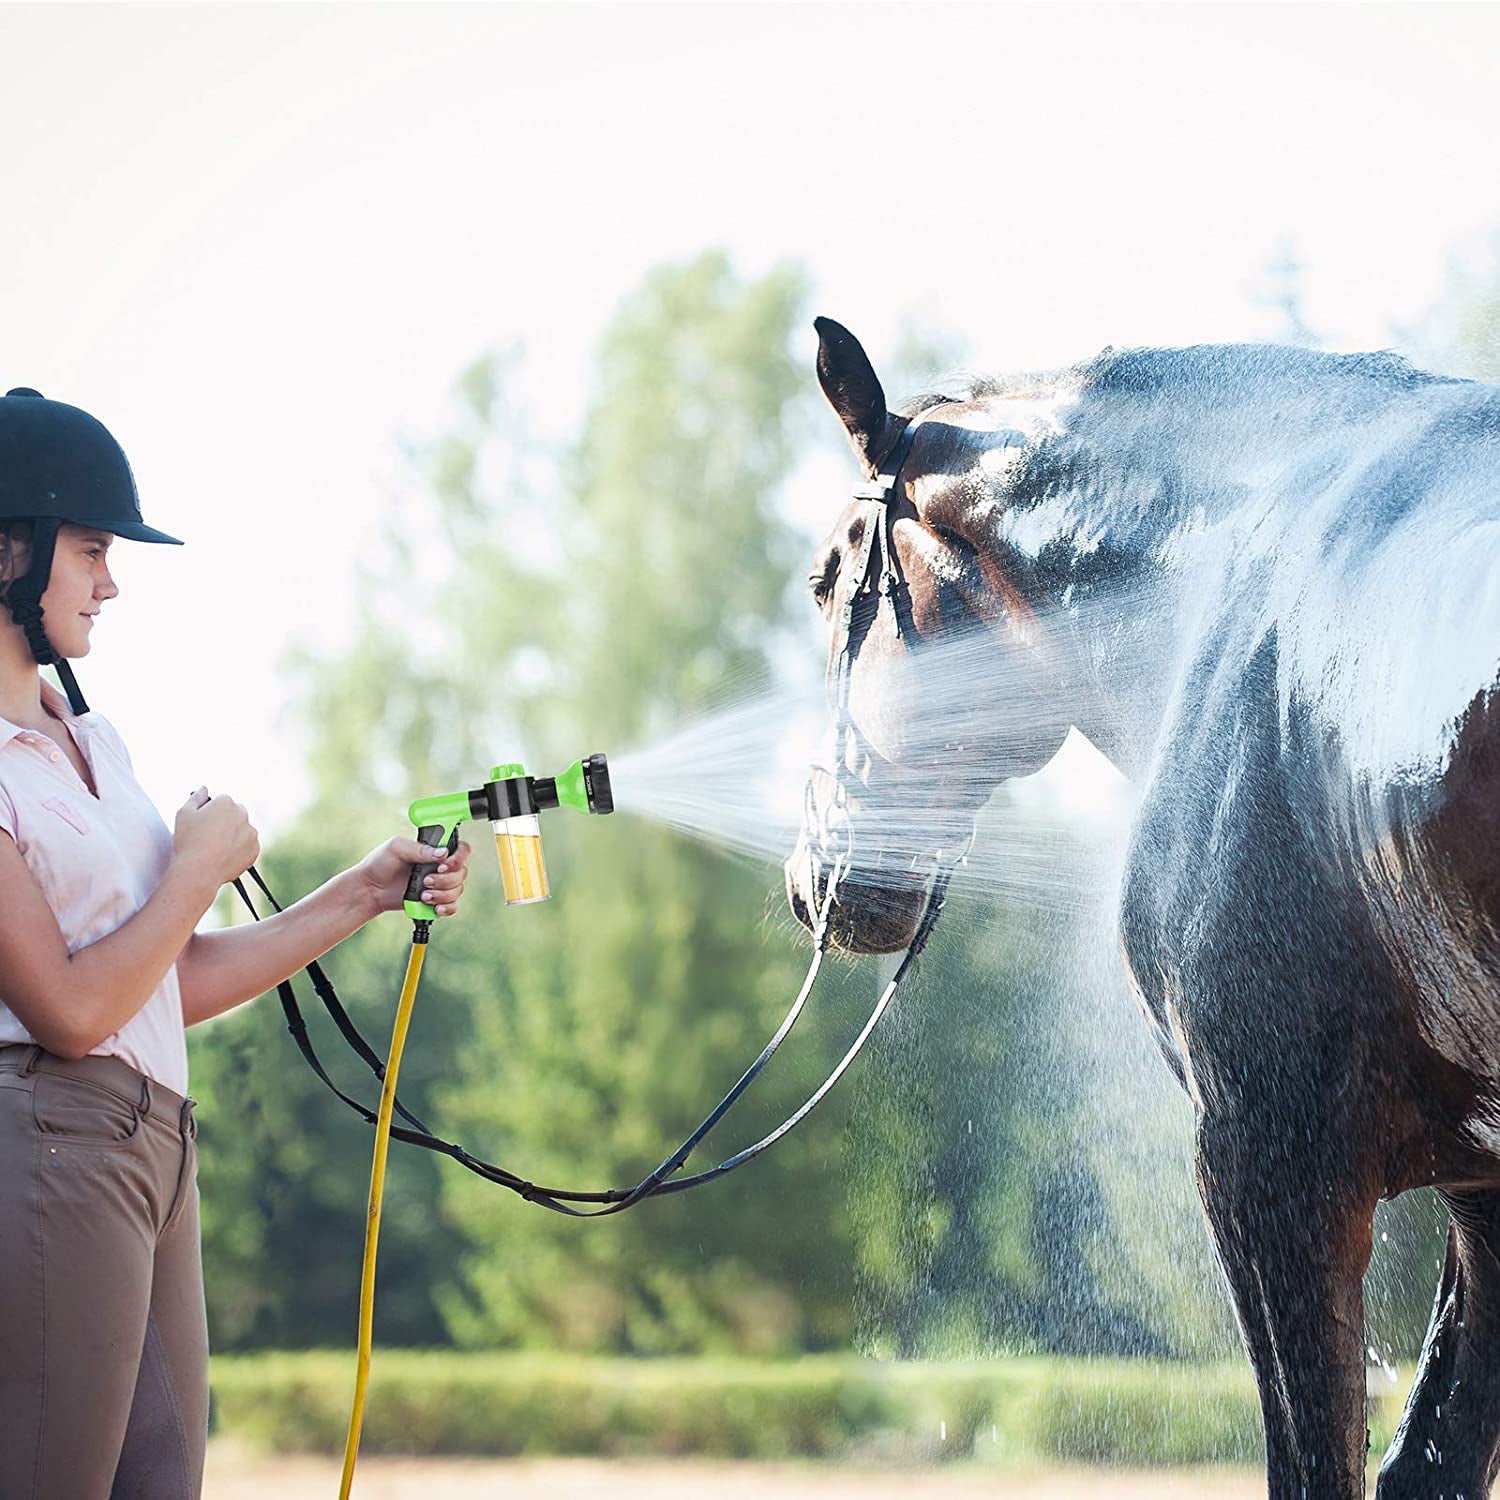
0, 387, 182, 715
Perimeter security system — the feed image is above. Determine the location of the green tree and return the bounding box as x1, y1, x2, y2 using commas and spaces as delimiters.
194, 251, 861, 1355
1249, 235, 1325, 348
190, 343, 563, 1350
434, 252, 859, 1353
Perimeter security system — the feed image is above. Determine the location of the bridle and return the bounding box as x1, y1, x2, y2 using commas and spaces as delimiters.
805, 413, 973, 890
245, 412, 971, 1217
804, 419, 920, 877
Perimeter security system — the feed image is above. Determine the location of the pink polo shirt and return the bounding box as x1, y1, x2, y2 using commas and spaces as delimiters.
0, 678, 187, 1092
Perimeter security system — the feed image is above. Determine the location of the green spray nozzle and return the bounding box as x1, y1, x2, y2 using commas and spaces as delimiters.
402, 754, 614, 921
531, 754, 614, 817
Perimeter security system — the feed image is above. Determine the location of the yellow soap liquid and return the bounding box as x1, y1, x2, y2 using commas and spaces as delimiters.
496, 832, 549, 905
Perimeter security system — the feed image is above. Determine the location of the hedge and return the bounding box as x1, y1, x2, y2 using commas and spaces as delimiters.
209, 1352, 1414, 1465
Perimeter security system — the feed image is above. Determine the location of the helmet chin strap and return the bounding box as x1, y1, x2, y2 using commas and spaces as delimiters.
2, 516, 90, 716
46, 661, 88, 718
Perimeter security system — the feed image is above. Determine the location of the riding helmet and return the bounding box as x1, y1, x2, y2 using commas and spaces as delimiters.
0, 387, 182, 713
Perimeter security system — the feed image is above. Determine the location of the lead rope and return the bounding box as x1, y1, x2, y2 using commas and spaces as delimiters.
335, 858, 836, 1496
231, 857, 840, 1213
233, 801, 966, 1213
329, 831, 971, 1492
278, 413, 955, 1488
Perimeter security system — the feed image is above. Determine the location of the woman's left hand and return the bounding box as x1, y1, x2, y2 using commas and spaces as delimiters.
357, 837, 473, 919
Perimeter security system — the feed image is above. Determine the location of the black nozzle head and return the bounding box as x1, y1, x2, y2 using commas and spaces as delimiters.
582, 753, 613, 814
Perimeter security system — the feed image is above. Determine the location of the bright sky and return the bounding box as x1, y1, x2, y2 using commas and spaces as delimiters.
3, 1, 1497, 842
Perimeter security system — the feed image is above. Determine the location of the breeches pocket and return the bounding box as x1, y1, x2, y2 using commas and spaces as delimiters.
30, 1071, 143, 1147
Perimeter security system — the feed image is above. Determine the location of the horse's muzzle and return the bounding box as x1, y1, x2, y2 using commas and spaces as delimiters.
783, 837, 930, 954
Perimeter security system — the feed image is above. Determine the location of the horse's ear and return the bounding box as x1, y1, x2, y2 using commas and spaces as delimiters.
815, 317, 901, 474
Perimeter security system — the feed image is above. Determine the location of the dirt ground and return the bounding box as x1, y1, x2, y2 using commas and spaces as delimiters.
203, 1442, 1268, 1499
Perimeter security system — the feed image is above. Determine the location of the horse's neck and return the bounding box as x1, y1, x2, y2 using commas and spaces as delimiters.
976, 400, 1230, 780
984, 359, 1458, 783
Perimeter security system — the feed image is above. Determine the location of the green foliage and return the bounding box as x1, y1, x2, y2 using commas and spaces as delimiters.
212, 1351, 903, 1459
429, 251, 859, 1353
1366, 1188, 1448, 1361
207, 1349, 1415, 1466
194, 250, 853, 1355
1024, 1362, 1263, 1466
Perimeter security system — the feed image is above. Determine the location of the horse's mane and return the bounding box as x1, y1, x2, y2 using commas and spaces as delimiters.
897, 342, 1468, 418
1083, 342, 1465, 398
896, 369, 1065, 416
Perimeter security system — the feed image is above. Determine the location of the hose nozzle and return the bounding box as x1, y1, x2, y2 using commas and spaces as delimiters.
404, 753, 614, 920
532, 753, 614, 817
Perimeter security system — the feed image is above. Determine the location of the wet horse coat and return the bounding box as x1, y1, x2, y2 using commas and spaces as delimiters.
788, 318, 1500, 1499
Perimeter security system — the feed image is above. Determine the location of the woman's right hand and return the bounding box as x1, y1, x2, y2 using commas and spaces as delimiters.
173, 786, 260, 890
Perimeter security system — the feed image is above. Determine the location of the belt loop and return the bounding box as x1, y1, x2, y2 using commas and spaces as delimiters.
179, 1096, 197, 1139
139, 1076, 153, 1115
18, 1044, 41, 1078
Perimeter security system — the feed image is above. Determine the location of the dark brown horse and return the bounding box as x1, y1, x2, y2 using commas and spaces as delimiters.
786, 317, 1500, 1499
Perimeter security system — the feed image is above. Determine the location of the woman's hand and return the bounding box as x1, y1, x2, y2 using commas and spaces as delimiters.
356, 836, 473, 920
173, 787, 260, 891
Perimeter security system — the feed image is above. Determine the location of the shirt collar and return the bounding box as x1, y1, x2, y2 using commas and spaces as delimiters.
0, 678, 91, 752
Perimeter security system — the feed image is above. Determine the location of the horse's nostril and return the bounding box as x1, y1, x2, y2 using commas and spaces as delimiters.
785, 859, 812, 929
789, 883, 809, 928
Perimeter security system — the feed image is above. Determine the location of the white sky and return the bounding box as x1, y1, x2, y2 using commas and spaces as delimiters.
3, 1, 1498, 840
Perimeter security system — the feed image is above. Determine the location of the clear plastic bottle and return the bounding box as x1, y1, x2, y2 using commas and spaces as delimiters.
494, 812, 549, 905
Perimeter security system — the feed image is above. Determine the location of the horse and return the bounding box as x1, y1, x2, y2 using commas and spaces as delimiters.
785, 316, 1500, 1499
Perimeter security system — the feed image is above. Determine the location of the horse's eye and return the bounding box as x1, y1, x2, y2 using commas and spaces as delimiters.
809, 556, 838, 606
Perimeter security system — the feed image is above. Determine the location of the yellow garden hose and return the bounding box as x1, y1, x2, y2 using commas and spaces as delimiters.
338, 926, 430, 1500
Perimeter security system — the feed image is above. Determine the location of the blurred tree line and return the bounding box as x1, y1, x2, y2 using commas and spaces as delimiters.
188, 246, 1477, 1362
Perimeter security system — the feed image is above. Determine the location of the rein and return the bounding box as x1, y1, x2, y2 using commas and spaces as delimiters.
243, 416, 968, 1215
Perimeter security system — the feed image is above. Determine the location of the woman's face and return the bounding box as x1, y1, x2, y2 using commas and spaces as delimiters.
30, 524, 120, 658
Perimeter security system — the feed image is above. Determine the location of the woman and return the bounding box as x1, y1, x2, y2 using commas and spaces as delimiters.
0, 387, 471, 1499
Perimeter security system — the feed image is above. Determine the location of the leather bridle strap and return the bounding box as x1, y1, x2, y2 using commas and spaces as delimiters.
816, 417, 926, 872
